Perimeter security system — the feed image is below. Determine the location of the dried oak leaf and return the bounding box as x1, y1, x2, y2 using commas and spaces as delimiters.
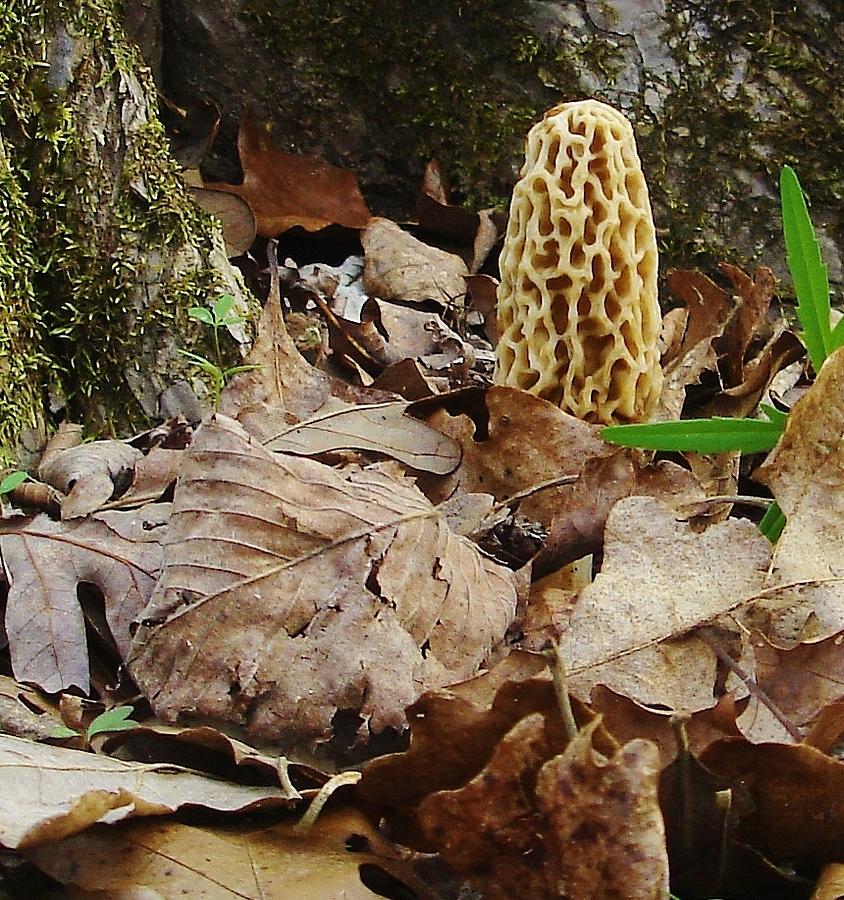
559, 496, 771, 710
206, 110, 371, 236
0, 733, 295, 850
417, 714, 668, 900
127, 415, 517, 750
362, 217, 468, 307
0, 506, 167, 694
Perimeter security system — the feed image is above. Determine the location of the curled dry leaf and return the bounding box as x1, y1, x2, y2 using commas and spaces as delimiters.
532, 449, 705, 578
417, 386, 611, 525
358, 664, 608, 850
219, 287, 331, 439
558, 496, 771, 710
38, 439, 143, 520
127, 415, 517, 751
0, 505, 168, 694
362, 217, 468, 307
206, 110, 371, 236
0, 733, 296, 850
265, 401, 462, 475
189, 185, 257, 256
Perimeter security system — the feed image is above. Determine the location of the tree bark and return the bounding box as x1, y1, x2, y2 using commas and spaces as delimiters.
0, 0, 252, 465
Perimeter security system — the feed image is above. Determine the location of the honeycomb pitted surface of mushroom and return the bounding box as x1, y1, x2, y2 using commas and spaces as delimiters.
494, 99, 663, 424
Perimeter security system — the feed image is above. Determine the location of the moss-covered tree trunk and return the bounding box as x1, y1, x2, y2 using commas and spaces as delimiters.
0, 0, 251, 465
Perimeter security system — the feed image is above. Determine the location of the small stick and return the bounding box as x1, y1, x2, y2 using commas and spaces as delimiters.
543, 640, 579, 742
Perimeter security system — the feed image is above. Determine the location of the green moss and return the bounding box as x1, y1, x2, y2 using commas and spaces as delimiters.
0, 0, 233, 451
647, 0, 843, 270
242, 0, 559, 209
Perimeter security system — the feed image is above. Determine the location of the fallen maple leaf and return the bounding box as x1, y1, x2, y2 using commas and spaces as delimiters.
0, 505, 168, 693
206, 110, 371, 236
127, 414, 517, 750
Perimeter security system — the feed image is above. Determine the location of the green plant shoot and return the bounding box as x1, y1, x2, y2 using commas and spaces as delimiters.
179, 294, 259, 408
0, 470, 27, 495
780, 164, 836, 371
50, 705, 140, 743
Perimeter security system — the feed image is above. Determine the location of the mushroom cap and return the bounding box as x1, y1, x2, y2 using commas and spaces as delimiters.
494, 99, 662, 424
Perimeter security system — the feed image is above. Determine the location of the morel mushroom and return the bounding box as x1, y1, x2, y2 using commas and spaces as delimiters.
494, 99, 662, 424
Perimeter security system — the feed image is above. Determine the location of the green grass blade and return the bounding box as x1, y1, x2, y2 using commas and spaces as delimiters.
601, 417, 784, 454
781, 165, 831, 370
758, 501, 786, 543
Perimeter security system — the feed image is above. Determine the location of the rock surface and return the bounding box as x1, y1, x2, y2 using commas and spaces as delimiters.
134, 0, 842, 288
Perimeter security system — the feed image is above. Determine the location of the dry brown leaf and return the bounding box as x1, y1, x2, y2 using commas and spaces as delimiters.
416, 714, 668, 900
0, 733, 296, 850
417, 386, 611, 525
265, 401, 462, 475
206, 110, 371, 236
532, 449, 705, 578
0, 675, 64, 741
536, 720, 669, 900
127, 414, 517, 751
113, 446, 184, 506
358, 664, 608, 850
100, 723, 327, 797
362, 217, 468, 306
0, 505, 167, 694
735, 632, 844, 744
37, 439, 143, 520
558, 496, 771, 710
189, 185, 256, 256
417, 712, 562, 899
25, 806, 418, 899
219, 287, 331, 438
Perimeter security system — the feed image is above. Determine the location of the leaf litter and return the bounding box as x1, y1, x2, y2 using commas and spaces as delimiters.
5, 143, 844, 899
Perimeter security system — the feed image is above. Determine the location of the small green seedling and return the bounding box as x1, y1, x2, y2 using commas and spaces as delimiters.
0, 470, 28, 495
50, 705, 140, 745
178, 293, 259, 408
602, 166, 838, 543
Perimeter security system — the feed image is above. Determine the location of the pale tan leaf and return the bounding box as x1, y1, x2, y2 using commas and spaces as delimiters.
362, 217, 468, 306
754, 344, 844, 644
128, 415, 517, 750
25, 807, 418, 899
189, 185, 256, 256
559, 496, 771, 709
264, 400, 462, 474
0, 733, 295, 849
0, 506, 167, 694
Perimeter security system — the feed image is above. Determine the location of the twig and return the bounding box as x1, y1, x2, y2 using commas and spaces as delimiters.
543, 641, 579, 742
